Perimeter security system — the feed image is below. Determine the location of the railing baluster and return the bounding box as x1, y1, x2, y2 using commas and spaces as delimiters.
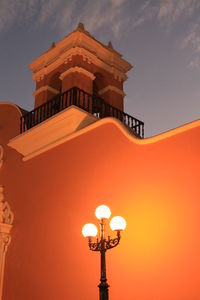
64, 91, 66, 108
76, 89, 79, 106
20, 117, 22, 133
23, 117, 25, 133
83, 92, 85, 109
42, 105, 45, 122
37, 108, 39, 124
73, 87, 77, 105
39, 106, 42, 123
21, 117, 24, 133
51, 99, 54, 116
69, 89, 72, 105
88, 95, 90, 112
29, 113, 31, 129
60, 94, 63, 110
35, 109, 37, 125
46, 101, 49, 119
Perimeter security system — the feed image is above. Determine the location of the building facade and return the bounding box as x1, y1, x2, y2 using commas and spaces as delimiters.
0, 24, 200, 300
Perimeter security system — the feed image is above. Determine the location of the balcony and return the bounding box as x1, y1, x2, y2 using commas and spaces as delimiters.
20, 87, 144, 138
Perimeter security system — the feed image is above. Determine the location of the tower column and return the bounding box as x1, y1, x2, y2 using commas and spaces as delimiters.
33, 85, 60, 108
98, 85, 125, 111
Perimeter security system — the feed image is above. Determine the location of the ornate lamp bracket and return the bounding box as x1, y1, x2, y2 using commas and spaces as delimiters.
88, 231, 121, 252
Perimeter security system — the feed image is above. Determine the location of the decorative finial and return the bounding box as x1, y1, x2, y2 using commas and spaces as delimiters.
76, 22, 85, 31
51, 42, 56, 49
108, 41, 114, 49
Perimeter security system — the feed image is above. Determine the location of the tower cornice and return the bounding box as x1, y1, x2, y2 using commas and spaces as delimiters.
30, 27, 132, 82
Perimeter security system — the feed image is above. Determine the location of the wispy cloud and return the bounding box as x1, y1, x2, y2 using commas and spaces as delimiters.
52, 0, 129, 38
75, 0, 128, 38
0, 0, 21, 31
38, 0, 61, 25
132, 0, 200, 29
132, 1, 158, 28
157, 0, 200, 26
0, 0, 199, 35
131, 0, 200, 67
0, 0, 200, 66
0, 0, 128, 38
181, 21, 200, 67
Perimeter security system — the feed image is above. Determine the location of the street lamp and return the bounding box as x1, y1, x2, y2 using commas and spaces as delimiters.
82, 205, 126, 300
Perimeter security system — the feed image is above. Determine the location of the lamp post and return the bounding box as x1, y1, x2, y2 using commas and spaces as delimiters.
82, 205, 126, 300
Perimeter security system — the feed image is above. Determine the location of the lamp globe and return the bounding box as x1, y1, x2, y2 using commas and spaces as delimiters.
95, 205, 111, 220
110, 216, 126, 231
82, 223, 98, 238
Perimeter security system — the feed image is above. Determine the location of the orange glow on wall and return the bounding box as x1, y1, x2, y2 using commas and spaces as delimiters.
0, 102, 200, 300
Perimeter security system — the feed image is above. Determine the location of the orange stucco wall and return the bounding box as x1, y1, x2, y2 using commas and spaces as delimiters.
0, 103, 200, 300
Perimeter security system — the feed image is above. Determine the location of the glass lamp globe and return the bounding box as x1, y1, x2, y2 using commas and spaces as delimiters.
82, 223, 98, 238
110, 216, 126, 231
95, 205, 111, 220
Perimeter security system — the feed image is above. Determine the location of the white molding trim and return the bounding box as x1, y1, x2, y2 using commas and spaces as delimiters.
7, 109, 200, 160
30, 26, 133, 83
32, 47, 127, 83
0, 185, 13, 300
30, 31, 132, 81
59, 67, 95, 81
33, 85, 60, 97
8, 106, 97, 161
98, 85, 125, 97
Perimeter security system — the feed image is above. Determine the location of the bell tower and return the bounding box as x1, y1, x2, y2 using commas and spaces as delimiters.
30, 23, 132, 112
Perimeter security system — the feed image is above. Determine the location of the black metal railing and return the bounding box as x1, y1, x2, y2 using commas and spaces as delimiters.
20, 87, 144, 138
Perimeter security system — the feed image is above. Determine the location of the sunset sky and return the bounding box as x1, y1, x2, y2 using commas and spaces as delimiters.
0, 0, 200, 137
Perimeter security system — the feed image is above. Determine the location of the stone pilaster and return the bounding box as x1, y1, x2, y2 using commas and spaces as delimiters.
0, 184, 14, 300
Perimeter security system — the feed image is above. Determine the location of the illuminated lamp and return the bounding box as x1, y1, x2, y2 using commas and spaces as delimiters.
82, 223, 98, 238
82, 205, 126, 300
95, 205, 111, 220
110, 216, 126, 231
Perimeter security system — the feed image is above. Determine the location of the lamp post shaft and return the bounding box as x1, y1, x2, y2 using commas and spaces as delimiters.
83, 207, 126, 300
99, 220, 109, 300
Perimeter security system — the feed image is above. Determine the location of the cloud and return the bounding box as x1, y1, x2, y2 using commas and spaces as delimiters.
0, 0, 40, 31
111, 0, 125, 7
157, 0, 200, 26
55, 0, 129, 38
0, 0, 200, 67
0, 0, 20, 31
132, 1, 158, 28
38, 0, 61, 25
128, 0, 200, 68
131, 0, 200, 29
0, 0, 128, 38
83, 1, 126, 37
157, 0, 200, 67
181, 21, 200, 67
0, 0, 199, 36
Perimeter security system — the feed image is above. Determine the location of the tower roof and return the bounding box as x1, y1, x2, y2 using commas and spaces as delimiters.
29, 23, 132, 82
